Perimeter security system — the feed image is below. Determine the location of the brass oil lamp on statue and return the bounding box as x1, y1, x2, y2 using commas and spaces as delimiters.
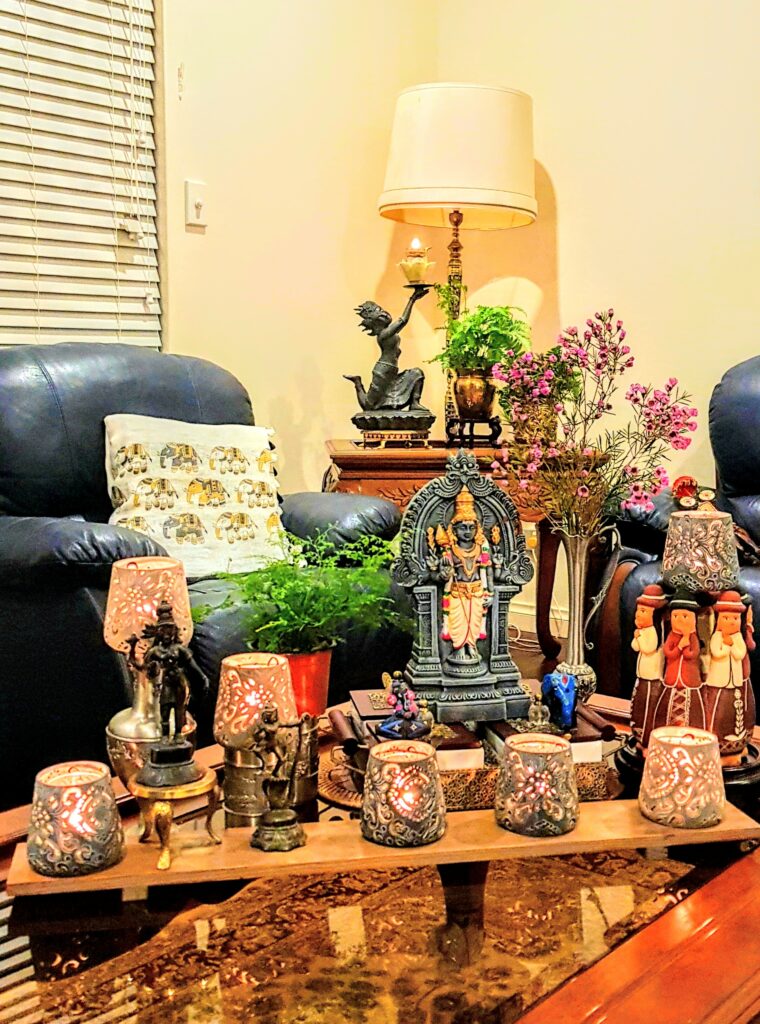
344, 240, 436, 448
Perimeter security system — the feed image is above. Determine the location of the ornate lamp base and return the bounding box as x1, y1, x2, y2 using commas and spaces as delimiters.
250, 808, 306, 853
106, 717, 197, 789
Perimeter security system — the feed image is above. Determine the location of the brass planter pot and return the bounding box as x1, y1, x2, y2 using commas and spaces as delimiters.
453, 369, 497, 420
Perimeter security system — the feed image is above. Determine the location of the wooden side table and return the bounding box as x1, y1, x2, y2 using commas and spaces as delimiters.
323, 439, 562, 659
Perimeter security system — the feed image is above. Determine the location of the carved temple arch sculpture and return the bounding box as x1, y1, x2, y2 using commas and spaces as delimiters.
391, 449, 534, 722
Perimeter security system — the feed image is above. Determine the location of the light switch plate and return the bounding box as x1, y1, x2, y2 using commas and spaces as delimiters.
184, 179, 207, 227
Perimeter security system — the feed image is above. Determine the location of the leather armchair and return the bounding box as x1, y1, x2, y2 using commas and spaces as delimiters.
0, 344, 408, 810
594, 356, 760, 701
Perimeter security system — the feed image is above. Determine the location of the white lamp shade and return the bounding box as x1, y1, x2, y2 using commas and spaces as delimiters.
378, 82, 537, 230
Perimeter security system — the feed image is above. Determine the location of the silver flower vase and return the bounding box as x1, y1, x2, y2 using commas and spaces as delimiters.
555, 531, 597, 702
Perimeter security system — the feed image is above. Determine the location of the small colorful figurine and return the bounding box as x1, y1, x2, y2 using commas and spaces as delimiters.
541, 670, 577, 731
653, 590, 705, 732
630, 584, 667, 751
376, 671, 431, 740
704, 590, 753, 762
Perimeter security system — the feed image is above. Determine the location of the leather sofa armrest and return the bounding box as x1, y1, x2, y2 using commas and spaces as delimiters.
279, 492, 401, 546
0, 516, 167, 588
615, 489, 677, 556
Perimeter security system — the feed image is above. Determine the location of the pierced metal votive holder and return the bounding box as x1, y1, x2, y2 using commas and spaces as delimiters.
215, 653, 317, 827
639, 726, 725, 828
662, 510, 739, 593
495, 734, 579, 837
27, 761, 124, 877
361, 740, 446, 847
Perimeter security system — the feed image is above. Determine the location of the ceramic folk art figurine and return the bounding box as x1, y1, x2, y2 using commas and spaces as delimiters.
392, 449, 533, 722
345, 284, 436, 440
629, 585, 667, 751
704, 591, 755, 762
653, 590, 706, 733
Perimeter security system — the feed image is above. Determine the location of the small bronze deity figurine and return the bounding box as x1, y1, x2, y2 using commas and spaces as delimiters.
376, 670, 431, 741
392, 449, 533, 722
247, 704, 314, 852
345, 284, 436, 440
136, 601, 208, 741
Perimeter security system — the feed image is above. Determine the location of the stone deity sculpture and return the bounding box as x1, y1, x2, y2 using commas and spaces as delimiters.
391, 449, 533, 722
345, 284, 435, 439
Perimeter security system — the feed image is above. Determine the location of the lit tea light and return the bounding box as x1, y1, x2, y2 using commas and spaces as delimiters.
214, 653, 296, 745
398, 238, 435, 285
639, 726, 725, 828
27, 761, 124, 877
495, 733, 579, 837
361, 740, 446, 847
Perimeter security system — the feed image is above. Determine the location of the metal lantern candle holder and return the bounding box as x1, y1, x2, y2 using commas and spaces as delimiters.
360, 739, 446, 847
27, 761, 124, 877
215, 653, 317, 826
103, 556, 195, 785
639, 726, 725, 828
662, 510, 740, 593
495, 734, 579, 837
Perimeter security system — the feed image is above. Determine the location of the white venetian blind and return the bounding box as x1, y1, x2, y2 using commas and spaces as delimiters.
0, 0, 161, 347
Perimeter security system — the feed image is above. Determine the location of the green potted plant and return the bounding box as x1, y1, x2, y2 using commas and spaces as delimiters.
195, 535, 405, 715
431, 299, 532, 420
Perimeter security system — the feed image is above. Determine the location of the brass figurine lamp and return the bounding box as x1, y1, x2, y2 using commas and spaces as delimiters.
103, 556, 194, 785
378, 82, 537, 429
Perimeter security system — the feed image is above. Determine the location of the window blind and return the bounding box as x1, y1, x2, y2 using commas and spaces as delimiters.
0, 0, 161, 347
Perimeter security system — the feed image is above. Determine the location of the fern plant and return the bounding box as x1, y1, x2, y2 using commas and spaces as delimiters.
430, 303, 532, 373
192, 533, 410, 654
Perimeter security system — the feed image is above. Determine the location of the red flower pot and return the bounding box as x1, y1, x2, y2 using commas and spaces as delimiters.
285, 649, 332, 717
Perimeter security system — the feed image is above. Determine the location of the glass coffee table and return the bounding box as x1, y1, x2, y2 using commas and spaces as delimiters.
2, 801, 759, 1024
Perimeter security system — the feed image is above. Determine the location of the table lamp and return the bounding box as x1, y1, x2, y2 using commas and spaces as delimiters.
378, 82, 536, 328
215, 653, 312, 827
103, 556, 194, 784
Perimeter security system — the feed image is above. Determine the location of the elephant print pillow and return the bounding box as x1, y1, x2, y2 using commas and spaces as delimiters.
105, 414, 286, 577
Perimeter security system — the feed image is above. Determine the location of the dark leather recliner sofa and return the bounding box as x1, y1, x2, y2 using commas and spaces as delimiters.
593, 355, 760, 703
0, 343, 410, 810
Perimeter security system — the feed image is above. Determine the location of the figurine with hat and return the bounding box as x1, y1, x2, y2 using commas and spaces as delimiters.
651, 588, 706, 735
630, 584, 667, 751
704, 590, 756, 763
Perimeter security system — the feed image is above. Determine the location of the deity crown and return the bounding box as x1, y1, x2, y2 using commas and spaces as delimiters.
451, 485, 478, 525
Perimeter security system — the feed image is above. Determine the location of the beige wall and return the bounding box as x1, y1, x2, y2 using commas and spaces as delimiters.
436, 0, 760, 484
160, 0, 760, 636
160, 0, 440, 492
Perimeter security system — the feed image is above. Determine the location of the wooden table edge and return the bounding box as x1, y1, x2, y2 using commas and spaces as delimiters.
7, 799, 760, 897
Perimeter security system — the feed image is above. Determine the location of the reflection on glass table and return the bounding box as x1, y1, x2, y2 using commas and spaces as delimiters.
2, 809, 745, 1024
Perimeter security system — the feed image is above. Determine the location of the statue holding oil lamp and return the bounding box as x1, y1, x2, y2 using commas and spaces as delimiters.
344, 239, 436, 447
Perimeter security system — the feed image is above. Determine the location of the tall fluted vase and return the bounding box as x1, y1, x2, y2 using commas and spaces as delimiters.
555, 531, 597, 702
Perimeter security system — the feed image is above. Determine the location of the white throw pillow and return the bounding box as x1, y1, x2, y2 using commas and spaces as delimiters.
105, 414, 286, 577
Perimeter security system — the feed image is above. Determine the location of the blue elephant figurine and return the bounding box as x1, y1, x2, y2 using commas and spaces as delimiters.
541, 670, 577, 731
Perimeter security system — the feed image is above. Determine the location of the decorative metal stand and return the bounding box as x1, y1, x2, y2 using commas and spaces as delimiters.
445, 415, 501, 449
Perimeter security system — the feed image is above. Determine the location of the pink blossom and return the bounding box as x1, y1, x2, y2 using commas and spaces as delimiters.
577, 485, 590, 498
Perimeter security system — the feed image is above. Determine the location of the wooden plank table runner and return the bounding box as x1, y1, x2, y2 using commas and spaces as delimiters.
8, 800, 760, 897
